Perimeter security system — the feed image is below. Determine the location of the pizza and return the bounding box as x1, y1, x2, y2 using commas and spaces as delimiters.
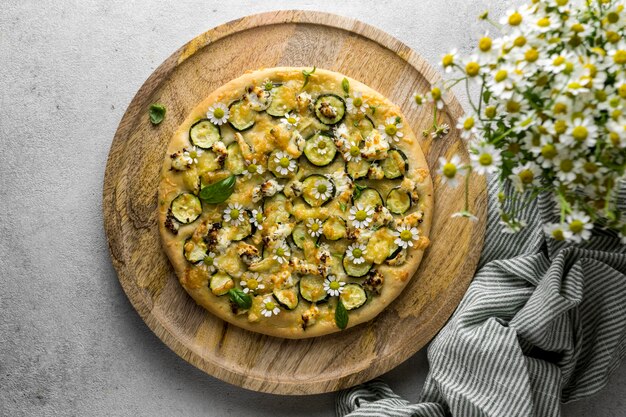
158, 67, 433, 338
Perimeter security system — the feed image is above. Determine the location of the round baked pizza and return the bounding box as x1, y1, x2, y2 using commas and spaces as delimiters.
158, 67, 433, 338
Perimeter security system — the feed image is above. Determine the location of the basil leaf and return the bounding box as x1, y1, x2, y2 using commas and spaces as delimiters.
199, 175, 236, 204
302, 66, 316, 89
335, 300, 349, 330
342, 78, 350, 95
228, 288, 252, 309
149, 103, 166, 125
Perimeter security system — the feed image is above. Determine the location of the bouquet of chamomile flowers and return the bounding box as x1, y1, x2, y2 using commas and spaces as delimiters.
417, 0, 626, 243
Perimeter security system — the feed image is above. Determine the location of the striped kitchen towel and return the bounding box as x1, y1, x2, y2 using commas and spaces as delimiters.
336, 177, 626, 417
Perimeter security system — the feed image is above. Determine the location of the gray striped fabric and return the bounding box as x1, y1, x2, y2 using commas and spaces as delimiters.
336, 177, 626, 417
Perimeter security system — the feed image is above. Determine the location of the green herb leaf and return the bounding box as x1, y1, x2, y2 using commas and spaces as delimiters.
353, 183, 367, 200
199, 175, 236, 204
340, 203, 347, 212
228, 288, 252, 309
369, 104, 378, 115
335, 300, 349, 330
342, 78, 350, 95
302, 66, 317, 89
149, 103, 166, 125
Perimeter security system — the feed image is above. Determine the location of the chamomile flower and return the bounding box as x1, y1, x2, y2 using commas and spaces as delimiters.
500, 7, 532, 27
273, 242, 291, 264
499, 217, 527, 234
207, 103, 229, 125
564, 211, 593, 243
183, 146, 203, 164
346, 243, 367, 264
312, 135, 331, 155
343, 140, 362, 162
452, 211, 478, 222
240, 272, 265, 294
437, 155, 463, 188
261, 297, 280, 317
487, 64, 517, 99
413, 92, 425, 106
378, 116, 404, 142
312, 178, 333, 200
307, 218, 324, 237
244, 159, 264, 178
426, 85, 446, 109
554, 154, 578, 184
323, 275, 345, 297
334, 123, 350, 141
544, 223, 566, 241
562, 117, 598, 147
456, 116, 477, 140
393, 225, 419, 249
223, 203, 244, 225
349, 203, 374, 229
346, 91, 368, 114
274, 151, 297, 176
440, 48, 458, 73
280, 113, 300, 130
470, 143, 502, 175
464, 55, 482, 79
476, 32, 496, 64
509, 162, 542, 192
202, 252, 218, 273
250, 208, 264, 230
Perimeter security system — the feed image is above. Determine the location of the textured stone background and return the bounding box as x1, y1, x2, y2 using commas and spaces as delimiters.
1, 1, 625, 416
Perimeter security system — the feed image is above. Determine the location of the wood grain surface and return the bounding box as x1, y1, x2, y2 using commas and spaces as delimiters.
103, 10, 487, 395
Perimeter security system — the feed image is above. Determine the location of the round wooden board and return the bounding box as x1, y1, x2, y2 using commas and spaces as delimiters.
103, 10, 487, 395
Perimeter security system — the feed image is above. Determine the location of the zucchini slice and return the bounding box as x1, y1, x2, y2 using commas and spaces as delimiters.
189, 119, 221, 149
303, 133, 337, 166
222, 217, 252, 241
340, 284, 367, 310
365, 227, 398, 264
291, 222, 308, 249
210, 272, 234, 296
353, 116, 375, 138
342, 256, 373, 278
183, 238, 207, 263
225, 142, 245, 175
353, 187, 383, 208
346, 159, 370, 179
299, 275, 328, 303
314, 94, 346, 125
322, 216, 347, 241
267, 149, 299, 178
267, 85, 292, 117
380, 149, 408, 179
263, 193, 291, 224
301, 175, 335, 207
386, 188, 412, 214
170, 193, 202, 224
228, 99, 256, 131
273, 286, 299, 310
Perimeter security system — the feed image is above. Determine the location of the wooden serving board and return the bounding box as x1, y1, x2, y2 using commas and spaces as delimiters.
103, 10, 487, 395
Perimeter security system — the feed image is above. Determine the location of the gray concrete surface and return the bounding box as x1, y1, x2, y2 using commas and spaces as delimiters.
1, 1, 625, 416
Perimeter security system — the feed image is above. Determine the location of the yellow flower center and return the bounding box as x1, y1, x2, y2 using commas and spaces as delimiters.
466, 62, 480, 77
569, 220, 584, 233
554, 120, 568, 134
213, 107, 224, 119
615, 50, 626, 65
255, 212, 263, 222
247, 279, 258, 290
317, 140, 327, 149
478, 153, 492, 166
619, 84, 626, 99
317, 183, 328, 194
265, 301, 276, 310
525, 48, 539, 62
610, 131, 621, 146
564, 62, 575, 74
279, 157, 290, 168
329, 281, 340, 290
584, 162, 598, 173
400, 230, 413, 241
353, 97, 363, 107
514, 36, 527, 47
485, 106, 497, 119
443, 163, 457, 178
189, 150, 198, 159
537, 17, 550, 27
572, 126, 588, 141
204, 256, 214, 266
352, 248, 363, 258
541, 144, 557, 159
595, 90, 607, 102
311, 222, 320, 231
552, 229, 565, 241
350, 145, 360, 156
519, 169, 534, 184
414, 94, 424, 105
287, 116, 297, 124
560, 159, 574, 172
508, 12, 523, 26
607, 31, 620, 44
495, 69, 508, 82
553, 102, 567, 114
230, 209, 240, 219
506, 100, 521, 113
431, 87, 442, 100
553, 56, 565, 66
608, 11, 619, 24
355, 210, 367, 222
556, 0, 568, 5
247, 164, 257, 173
463, 117, 475, 130
479, 37, 492, 52
385, 124, 398, 135
571, 23, 584, 33
276, 248, 285, 257
442, 53, 454, 67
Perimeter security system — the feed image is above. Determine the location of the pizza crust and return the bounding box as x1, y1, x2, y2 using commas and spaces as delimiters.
158, 67, 433, 338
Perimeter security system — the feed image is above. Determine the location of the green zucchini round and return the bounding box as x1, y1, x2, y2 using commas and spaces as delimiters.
291, 222, 308, 249
183, 238, 208, 263
340, 283, 367, 310
170, 193, 202, 224
189, 119, 221, 149
266, 85, 292, 117
303, 133, 337, 166
299, 275, 328, 303
322, 216, 347, 241
210, 272, 234, 296
346, 159, 370, 179
301, 175, 335, 207
353, 187, 383, 208
386, 188, 412, 214
314, 94, 346, 125
228, 99, 256, 131
342, 256, 373, 278
273, 286, 299, 310
380, 149, 408, 179
224, 142, 245, 175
